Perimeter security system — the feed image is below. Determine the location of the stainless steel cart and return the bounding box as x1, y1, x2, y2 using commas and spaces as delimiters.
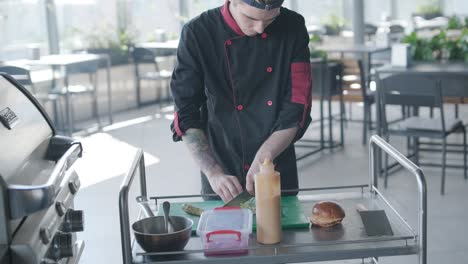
119, 135, 427, 264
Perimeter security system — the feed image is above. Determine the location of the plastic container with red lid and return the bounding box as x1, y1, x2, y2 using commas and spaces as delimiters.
196, 206, 253, 256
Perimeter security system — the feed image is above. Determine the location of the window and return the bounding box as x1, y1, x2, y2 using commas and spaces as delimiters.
128, 0, 223, 42
55, 0, 119, 53
0, 0, 47, 60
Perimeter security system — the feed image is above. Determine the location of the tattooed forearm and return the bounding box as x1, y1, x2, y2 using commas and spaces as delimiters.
182, 128, 223, 178
256, 126, 298, 161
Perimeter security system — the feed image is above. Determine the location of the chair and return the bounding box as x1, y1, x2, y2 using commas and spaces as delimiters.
358, 60, 376, 145
364, 23, 378, 42
325, 61, 345, 146
341, 59, 406, 145
440, 74, 468, 119
389, 24, 405, 34
296, 60, 345, 161
340, 60, 376, 145
312, 60, 345, 146
379, 73, 467, 194
412, 15, 448, 31
0, 65, 63, 126
388, 24, 406, 43
50, 59, 101, 132
132, 47, 172, 106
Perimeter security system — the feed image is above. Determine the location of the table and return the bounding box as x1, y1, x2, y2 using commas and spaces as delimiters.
28, 54, 114, 135
136, 40, 179, 56
377, 62, 468, 88
315, 44, 390, 84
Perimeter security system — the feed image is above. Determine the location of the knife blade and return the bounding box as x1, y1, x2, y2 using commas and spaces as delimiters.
223, 191, 253, 207
356, 203, 393, 236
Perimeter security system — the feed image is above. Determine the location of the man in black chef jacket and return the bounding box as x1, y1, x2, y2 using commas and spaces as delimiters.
170, 0, 312, 202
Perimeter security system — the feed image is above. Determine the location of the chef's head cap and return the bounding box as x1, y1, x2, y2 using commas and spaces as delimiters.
242, 0, 284, 10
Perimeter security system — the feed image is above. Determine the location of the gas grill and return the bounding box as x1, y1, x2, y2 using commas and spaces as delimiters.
0, 72, 84, 264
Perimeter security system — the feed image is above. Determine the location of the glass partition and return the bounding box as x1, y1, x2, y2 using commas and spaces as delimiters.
54, 0, 119, 53
0, 0, 48, 61
2, 0, 468, 62
128, 0, 223, 42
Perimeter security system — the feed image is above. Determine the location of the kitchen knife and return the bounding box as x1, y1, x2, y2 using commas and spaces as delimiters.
223, 191, 253, 207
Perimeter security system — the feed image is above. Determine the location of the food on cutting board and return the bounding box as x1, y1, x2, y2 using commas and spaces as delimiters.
182, 203, 204, 216
309, 201, 345, 227
182, 198, 256, 217
240, 197, 256, 214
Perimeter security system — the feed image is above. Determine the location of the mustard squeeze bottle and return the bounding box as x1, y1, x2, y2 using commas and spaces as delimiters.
255, 158, 281, 244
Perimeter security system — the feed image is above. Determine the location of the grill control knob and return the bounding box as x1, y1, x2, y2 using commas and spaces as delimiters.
68, 178, 81, 194
48, 232, 73, 261
62, 209, 84, 232
55, 202, 67, 217
41, 259, 58, 264
39, 227, 51, 244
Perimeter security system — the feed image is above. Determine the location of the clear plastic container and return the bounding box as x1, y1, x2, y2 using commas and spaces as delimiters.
196, 206, 253, 256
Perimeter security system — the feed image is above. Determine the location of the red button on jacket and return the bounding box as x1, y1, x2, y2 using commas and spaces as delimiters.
237, 105, 243, 111
266, 67, 273, 73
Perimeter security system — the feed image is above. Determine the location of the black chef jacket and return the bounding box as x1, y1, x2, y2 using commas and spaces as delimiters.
170, 1, 312, 196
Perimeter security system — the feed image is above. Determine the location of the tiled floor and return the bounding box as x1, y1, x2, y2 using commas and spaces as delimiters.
74, 102, 468, 264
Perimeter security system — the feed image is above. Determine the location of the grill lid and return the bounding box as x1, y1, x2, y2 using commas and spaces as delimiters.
0, 74, 82, 219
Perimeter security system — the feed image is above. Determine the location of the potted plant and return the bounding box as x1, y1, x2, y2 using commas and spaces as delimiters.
310, 50, 327, 60
457, 28, 468, 62
447, 15, 464, 30
84, 26, 138, 66
402, 27, 468, 62
402, 32, 435, 61
413, 2, 443, 20
309, 34, 322, 45
322, 13, 346, 36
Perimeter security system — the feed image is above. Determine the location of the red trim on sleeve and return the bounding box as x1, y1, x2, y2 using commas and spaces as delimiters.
174, 111, 184, 137
290, 62, 312, 128
221, 0, 245, 36
290, 62, 312, 105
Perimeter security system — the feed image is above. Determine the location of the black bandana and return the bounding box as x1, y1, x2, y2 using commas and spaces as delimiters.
242, 0, 284, 10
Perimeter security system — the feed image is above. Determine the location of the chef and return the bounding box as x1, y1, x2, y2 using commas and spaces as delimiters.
170, 0, 312, 202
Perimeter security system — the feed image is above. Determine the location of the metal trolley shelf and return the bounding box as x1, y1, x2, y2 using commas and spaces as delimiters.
119, 135, 427, 264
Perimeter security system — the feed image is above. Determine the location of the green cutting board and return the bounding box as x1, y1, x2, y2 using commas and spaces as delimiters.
158, 196, 309, 235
